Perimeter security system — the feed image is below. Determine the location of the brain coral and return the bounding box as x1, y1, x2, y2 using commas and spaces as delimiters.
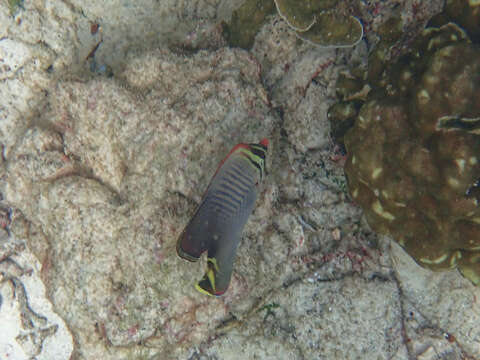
343, 23, 480, 284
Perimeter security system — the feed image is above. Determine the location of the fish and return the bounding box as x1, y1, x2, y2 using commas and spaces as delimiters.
176, 138, 269, 296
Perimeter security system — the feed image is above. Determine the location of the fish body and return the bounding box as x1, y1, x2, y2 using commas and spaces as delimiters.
177, 139, 269, 296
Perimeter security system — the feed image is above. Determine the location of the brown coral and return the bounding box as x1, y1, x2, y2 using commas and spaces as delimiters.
274, 0, 363, 47
343, 23, 480, 284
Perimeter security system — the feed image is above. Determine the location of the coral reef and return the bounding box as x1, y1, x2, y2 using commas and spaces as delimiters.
429, 0, 480, 42
222, 0, 363, 49
3, 0, 480, 358
343, 23, 480, 283
221, 0, 275, 49
274, 0, 363, 47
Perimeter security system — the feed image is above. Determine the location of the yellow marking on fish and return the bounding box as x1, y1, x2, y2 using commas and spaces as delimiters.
208, 257, 220, 272
238, 148, 264, 168
195, 283, 214, 297
195, 258, 221, 296
206, 268, 216, 292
